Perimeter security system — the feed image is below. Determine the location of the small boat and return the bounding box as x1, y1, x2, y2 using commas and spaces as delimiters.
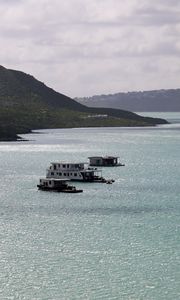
37, 178, 83, 193
106, 179, 115, 184
88, 156, 125, 167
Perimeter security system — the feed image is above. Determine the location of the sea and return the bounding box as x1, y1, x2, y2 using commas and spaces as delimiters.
0, 112, 180, 300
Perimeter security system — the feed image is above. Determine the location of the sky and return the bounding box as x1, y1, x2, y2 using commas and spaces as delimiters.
0, 0, 180, 97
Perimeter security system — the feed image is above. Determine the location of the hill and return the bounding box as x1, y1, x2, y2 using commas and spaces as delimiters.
0, 66, 168, 141
75, 89, 180, 112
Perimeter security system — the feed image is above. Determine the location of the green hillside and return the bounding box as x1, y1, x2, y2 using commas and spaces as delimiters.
0, 66, 168, 141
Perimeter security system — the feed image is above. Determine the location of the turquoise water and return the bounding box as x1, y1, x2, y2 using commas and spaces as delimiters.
0, 113, 180, 299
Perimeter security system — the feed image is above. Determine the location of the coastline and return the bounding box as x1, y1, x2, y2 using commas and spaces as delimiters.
0, 121, 169, 143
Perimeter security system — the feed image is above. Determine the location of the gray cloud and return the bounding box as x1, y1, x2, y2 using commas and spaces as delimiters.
0, 0, 22, 3
135, 7, 180, 26
0, 0, 180, 97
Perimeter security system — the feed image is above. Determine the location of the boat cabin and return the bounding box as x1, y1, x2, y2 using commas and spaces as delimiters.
38, 178, 70, 189
48, 162, 87, 171
46, 162, 104, 182
37, 178, 83, 193
88, 156, 125, 167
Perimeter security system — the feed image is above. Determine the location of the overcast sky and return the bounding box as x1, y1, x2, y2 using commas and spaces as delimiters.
0, 0, 180, 97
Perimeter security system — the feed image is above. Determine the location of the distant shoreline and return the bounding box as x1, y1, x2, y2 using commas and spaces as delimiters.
1, 122, 170, 142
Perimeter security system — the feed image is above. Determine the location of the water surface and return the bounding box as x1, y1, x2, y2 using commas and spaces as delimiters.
0, 113, 180, 299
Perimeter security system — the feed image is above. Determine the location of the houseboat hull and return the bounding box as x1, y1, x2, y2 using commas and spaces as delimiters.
37, 178, 83, 193
37, 185, 83, 193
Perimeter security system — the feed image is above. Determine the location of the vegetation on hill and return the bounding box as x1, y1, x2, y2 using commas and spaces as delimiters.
0, 66, 168, 141
76, 89, 180, 112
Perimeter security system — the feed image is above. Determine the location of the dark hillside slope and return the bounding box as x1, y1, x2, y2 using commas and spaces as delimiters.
0, 66, 168, 141
84, 106, 166, 125
0, 65, 84, 110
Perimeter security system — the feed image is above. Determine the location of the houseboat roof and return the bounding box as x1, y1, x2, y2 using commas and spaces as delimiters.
88, 156, 119, 159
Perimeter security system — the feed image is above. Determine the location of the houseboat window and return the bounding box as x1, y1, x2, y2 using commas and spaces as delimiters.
67, 164, 69, 168
70, 173, 73, 175
49, 181, 51, 184
64, 173, 66, 176
74, 173, 77, 176
54, 165, 56, 170
67, 173, 69, 176
75, 164, 78, 168
59, 172, 62, 176
63, 164, 66, 168
51, 172, 54, 175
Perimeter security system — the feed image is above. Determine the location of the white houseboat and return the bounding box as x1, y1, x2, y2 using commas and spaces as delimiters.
37, 178, 83, 193
88, 156, 125, 167
46, 162, 107, 182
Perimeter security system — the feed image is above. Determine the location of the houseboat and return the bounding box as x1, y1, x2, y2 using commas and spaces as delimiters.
46, 162, 108, 182
88, 156, 125, 167
37, 178, 83, 193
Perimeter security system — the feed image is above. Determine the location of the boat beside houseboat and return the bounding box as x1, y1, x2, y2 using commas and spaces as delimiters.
37, 178, 83, 193
88, 156, 125, 167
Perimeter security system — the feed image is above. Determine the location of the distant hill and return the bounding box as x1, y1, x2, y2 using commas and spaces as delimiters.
75, 89, 180, 112
0, 66, 168, 141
